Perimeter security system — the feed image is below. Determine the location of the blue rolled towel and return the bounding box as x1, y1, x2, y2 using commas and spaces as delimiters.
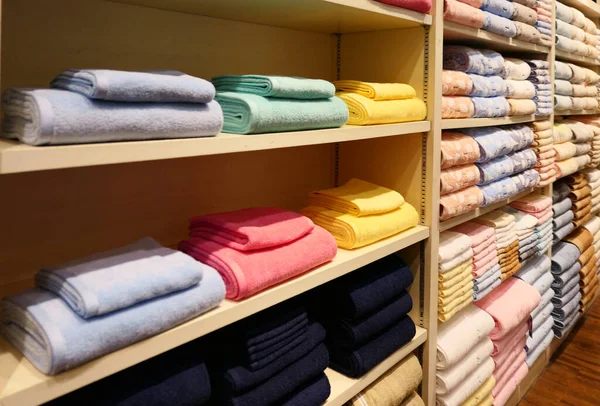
34, 237, 204, 318
281, 373, 331, 406
51, 69, 216, 103
323, 291, 413, 348
327, 315, 416, 378
2, 89, 223, 146
471, 96, 510, 118
482, 12, 517, 38
468, 74, 507, 97
212, 75, 336, 99
218, 322, 326, 394
481, 0, 514, 19
215, 92, 348, 134
0, 267, 225, 375
550, 242, 581, 275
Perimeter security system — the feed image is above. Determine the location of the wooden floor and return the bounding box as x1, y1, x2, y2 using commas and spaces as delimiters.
519, 298, 600, 406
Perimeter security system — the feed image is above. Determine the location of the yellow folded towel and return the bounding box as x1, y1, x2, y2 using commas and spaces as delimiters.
474, 393, 494, 406
337, 92, 427, 125
439, 259, 472, 282
462, 376, 496, 406
300, 203, 419, 249
333, 80, 417, 101
308, 178, 404, 216
438, 295, 473, 322
439, 280, 475, 306
347, 354, 422, 406
439, 266, 473, 290
439, 288, 474, 314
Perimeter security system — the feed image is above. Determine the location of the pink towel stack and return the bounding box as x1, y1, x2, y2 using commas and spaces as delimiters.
530, 120, 556, 186
179, 207, 337, 300
475, 278, 541, 406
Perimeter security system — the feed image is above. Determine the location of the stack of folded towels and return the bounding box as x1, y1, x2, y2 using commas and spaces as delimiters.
474, 210, 522, 280
524, 59, 551, 116
300, 178, 420, 249
554, 61, 575, 112
348, 354, 424, 406
553, 181, 577, 244
333, 80, 427, 125
212, 75, 348, 134
565, 173, 593, 227
2, 69, 225, 145
1, 238, 226, 375
500, 206, 538, 262
310, 255, 416, 378
451, 221, 501, 302
475, 278, 541, 406
436, 305, 496, 406
551, 240, 583, 338
438, 232, 475, 321
442, 46, 509, 119
442, 0, 516, 40
581, 217, 600, 313
556, 2, 599, 59
562, 225, 597, 318
513, 255, 554, 367
568, 116, 600, 167
583, 167, 600, 214
534, 0, 553, 46
209, 301, 330, 405
530, 120, 557, 186
552, 120, 593, 178
439, 131, 485, 220
502, 58, 537, 116
554, 62, 600, 112
510, 194, 553, 256
180, 207, 337, 301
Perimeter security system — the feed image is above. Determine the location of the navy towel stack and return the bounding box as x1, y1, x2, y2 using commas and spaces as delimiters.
208, 302, 331, 406
310, 254, 417, 378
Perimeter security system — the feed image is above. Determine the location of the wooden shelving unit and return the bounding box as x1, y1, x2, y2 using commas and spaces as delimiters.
441, 115, 538, 130
555, 50, 600, 67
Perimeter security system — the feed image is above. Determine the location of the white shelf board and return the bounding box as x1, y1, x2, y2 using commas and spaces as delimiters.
0, 121, 430, 174
0, 225, 429, 406
440, 188, 538, 231
559, 0, 600, 17
441, 115, 537, 130
443, 22, 550, 54
555, 50, 600, 67
109, 0, 432, 33
324, 327, 427, 406
555, 109, 600, 116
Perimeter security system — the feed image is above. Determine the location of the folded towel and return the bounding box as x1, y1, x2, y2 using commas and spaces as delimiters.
458, 126, 517, 162
333, 80, 416, 100
527, 329, 553, 366
337, 93, 426, 125
472, 96, 511, 118
482, 12, 518, 37
511, 3, 537, 25
442, 96, 475, 118
473, 278, 502, 301
440, 186, 484, 220
481, 0, 513, 18
554, 210, 575, 231
479, 177, 519, 207
373, 0, 433, 13
1, 267, 225, 375
514, 20, 541, 43
180, 225, 336, 300
505, 80, 535, 99
439, 260, 471, 283
212, 75, 335, 99
493, 349, 527, 397
215, 92, 348, 134
462, 376, 495, 406
514, 255, 551, 284
281, 373, 331, 406
493, 361, 528, 406
476, 156, 515, 185
308, 178, 404, 216
328, 316, 416, 377
301, 203, 419, 249
527, 314, 553, 352
508, 99, 536, 115
443, 46, 504, 76
2, 88, 223, 145
436, 338, 494, 394
51, 69, 215, 103
451, 221, 495, 246
439, 231, 473, 263
442, 69, 475, 96
438, 295, 474, 321
436, 357, 495, 406
468, 74, 507, 97
441, 131, 481, 169
564, 227, 594, 253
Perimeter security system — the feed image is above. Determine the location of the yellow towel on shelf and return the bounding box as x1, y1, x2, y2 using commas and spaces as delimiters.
438, 295, 473, 322
439, 265, 473, 290
439, 280, 474, 307
439, 259, 472, 282
347, 354, 422, 406
308, 178, 405, 216
438, 288, 474, 315
474, 393, 494, 406
333, 80, 417, 101
462, 376, 496, 406
337, 92, 427, 125
300, 203, 419, 250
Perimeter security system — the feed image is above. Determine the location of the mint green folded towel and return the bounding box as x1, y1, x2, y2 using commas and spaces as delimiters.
212, 75, 335, 99
215, 92, 349, 134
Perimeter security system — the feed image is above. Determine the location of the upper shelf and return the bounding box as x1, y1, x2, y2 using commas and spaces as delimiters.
108, 0, 433, 33
559, 0, 600, 17
555, 50, 600, 67
0, 121, 430, 174
441, 115, 538, 130
443, 22, 550, 54
0, 225, 429, 406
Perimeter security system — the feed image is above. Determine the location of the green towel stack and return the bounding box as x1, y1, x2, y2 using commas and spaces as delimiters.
212, 75, 349, 134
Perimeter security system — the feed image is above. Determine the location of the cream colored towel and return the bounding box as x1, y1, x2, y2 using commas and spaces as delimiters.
474, 211, 516, 229
440, 248, 475, 273
461, 376, 496, 406
436, 357, 495, 406
436, 338, 494, 394
440, 231, 474, 263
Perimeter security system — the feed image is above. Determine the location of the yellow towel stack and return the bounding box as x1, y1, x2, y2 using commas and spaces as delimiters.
333, 80, 427, 125
300, 178, 419, 249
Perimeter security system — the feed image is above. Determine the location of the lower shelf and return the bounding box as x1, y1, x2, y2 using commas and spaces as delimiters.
441, 115, 540, 130
555, 50, 600, 67
555, 109, 600, 116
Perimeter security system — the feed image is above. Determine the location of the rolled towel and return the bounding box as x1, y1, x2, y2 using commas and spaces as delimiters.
482, 12, 517, 38
472, 96, 511, 118
513, 20, 541, 43
443, 46, 504, 76
442, 70, 474, 96
504, 79, 535, 99
555, 80, 574, 96
215, 92, 348, 134
212, 75, 335, 99
554, 142, 577, 160
444, 0, 487, 28
333, 80, 416, 100
555, 61, 573, 80
1, 267, 225, 375
442, 96, 475, 118
440, 186, 484, 220
441, 131, 481, 169
468, 74, 507, 97
502, 58, 531, 80
180, 225, 337, 300
2, 88, 223, 146
337, 93, 426, 125
480, 0, 513, 18
511, 3, 537, 25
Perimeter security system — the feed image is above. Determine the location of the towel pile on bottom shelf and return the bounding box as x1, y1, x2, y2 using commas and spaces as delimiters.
474, 211, 522, 280
530, 120, 557, 186
438, 232, 475, 321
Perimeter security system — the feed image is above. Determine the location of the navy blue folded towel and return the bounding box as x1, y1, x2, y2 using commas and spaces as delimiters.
237, 304, 307, 347
324, 290, 413, 348
553, 182, 570, 203
281, 373, 331, 406
327, 315, 416, 378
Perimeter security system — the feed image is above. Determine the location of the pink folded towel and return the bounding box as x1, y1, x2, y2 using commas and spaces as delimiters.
188, 207, 314, 251
179, 225, 337, 300
473, 249, 499, 271
374, 0, 432, 13
491, 323, 529, 357
473, 242, 498, 263
492, 350, 527, 397
475, 278, 541, 340
442, 96, 475, 119
493, 336, 527, 368
473, 256, 500, 278
441, 164, 481, 195
509, 195, 552, 213
440, 186, 484, 221
493, 362, 528, 406
444, 0, 486, 29
441, 131, 481, 169
442, 70, 474, 96
451, 222, 496, 247
471, 236, 496, 256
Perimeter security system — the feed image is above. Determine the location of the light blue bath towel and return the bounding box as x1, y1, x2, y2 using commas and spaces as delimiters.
215, 92, 348, 134
514, 255, 551, 285
2, 89, 223, 145
35, 238, 204, 318
212, 75, 335, 99
51, 70, 216, 103
1, 266, 225, 375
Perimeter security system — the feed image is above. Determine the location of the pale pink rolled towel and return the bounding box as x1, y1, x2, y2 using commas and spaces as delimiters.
492, 349, 527, 397
509, 194, 552, 213
475, 277, 541, 340
440, 186, 484, 220
179, 224, 337, 300
493, 362, 528, 406
493, 336, 527, 369
444, 0, 486, 29
491, 323, 529, 357
442, 70, 474, 96
442, 96, 475, 119
441, 131, 481, 169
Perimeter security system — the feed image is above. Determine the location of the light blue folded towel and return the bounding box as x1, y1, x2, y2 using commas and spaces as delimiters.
553, 197, 573, 217
473, 269, 501, 292
527, 329, 553, 366
2, 89, 223, 146
1, 266, 225, 375
471, 96, 510, 118
51, 70, 215, 103
35, 238, 204, 318
515, 255, 551, 284
481, 0, 514, 19
468, 74, 507, 97
482, 12, 517, 38
215, 92, 348, 134
473, 278, 501, 301
212, 75, 335, 99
